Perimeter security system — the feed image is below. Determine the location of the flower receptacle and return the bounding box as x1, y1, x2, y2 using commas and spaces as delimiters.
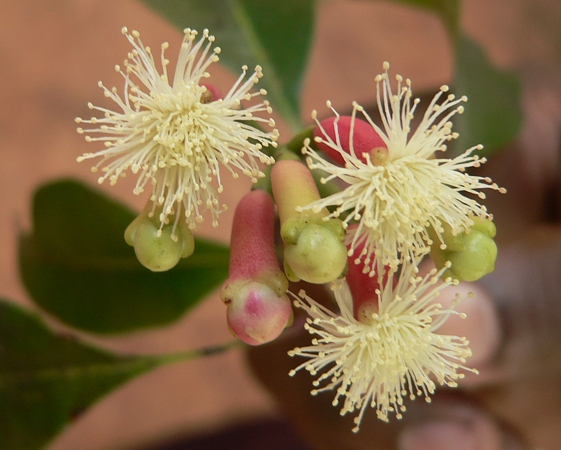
430, 217, 497, 282
282, 220, 348, 284
125, 202, 194, 272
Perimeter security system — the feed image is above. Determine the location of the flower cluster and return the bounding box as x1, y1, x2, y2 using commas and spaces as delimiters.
77, 31, 500, 431
281, 62, 501, 430
299, 62, 504, 277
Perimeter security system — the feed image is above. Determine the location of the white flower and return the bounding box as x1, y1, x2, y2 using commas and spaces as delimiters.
289, 260, 475, 432
300, 62, 504, 275
76, 27, 278, 235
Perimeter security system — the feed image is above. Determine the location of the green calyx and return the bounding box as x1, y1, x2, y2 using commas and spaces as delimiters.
125, 203, 195, 272
430, 217, 497, 282
281, 215, 347, 284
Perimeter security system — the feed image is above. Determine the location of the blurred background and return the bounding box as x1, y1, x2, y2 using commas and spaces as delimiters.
1, 0, 560, 449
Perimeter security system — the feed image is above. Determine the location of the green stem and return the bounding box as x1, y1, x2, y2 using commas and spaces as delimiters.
153, 340, 244, 366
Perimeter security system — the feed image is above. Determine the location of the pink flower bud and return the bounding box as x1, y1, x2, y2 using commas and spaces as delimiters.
227, 190, 281, 282
221, 190, 291, 345
225, 281, 292, 345
314, 116, 386, 165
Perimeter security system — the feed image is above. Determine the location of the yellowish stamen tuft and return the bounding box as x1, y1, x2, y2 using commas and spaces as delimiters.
76, 28, 278, 232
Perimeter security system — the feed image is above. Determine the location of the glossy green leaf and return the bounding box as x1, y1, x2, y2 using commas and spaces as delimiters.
0, 299, 160, 449
19, 179, 230, 334
141, 0, 315, 132
453, 34, 523, 156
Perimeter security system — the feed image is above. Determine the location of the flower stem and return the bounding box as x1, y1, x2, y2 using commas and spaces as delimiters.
150, 340, 244, 366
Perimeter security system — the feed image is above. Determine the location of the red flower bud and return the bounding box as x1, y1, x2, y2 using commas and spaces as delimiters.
313, 116, 386, 166
345, 226, 394, 322
227, 190, 281, 282
221, 190, 291, 345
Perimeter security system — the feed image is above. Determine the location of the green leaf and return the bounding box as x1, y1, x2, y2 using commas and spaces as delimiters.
19, 179, 230, 334
453, 34, 523, 156
0, 299, 160, 449
140, 0, 315, 133
0, 299, 237, 449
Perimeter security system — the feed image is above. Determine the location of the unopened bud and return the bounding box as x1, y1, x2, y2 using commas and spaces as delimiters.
272, 160, 327, 221
272, 160, 347, 283
314, 116, 386, 166
345, 228, 394, 321
125, 201, 194, 272
221, 190, 292, 345
223, 280, 292, 345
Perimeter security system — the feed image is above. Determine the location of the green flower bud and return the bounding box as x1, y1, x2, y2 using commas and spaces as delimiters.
444, 230, 497, 281
470, 216, 497, 238
282, 218, 347, 284
271, 159, 348, 284
430, 217, 497, 282
125, 202, 195, 272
